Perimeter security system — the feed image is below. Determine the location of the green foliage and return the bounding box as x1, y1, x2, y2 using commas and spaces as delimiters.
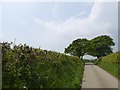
2, 42, 84, 88
83, 59, 91, 63
65, 38, 89, 59
88, 35, 115, 58
65, 35, 115, 58
95, 52, 119, 79
93, 58, 102, 65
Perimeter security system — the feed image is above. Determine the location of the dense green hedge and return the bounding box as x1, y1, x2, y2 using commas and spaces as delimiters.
1, 42, 84, 88
95, 52, 119, 79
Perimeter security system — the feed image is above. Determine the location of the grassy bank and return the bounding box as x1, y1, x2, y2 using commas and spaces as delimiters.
94, 52, 119, 80
2, 42, 84, 88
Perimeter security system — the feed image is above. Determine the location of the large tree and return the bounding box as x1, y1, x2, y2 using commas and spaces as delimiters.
88, 35, 115, 58
64, 38, 89, 59
65, 35, 115, 59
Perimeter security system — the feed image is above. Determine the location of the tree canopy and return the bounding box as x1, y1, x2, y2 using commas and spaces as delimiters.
64, 35, 115, 59
88, 35, 115, 58
65, 38, 89, 59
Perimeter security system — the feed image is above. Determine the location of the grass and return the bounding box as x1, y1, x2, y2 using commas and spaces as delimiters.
95, 52, 119, 80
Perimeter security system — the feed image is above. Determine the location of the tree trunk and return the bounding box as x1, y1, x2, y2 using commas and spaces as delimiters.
80, 56, 83, 60
97, 56, 100, 58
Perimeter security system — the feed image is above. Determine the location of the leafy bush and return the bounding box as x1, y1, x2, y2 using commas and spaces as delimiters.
1, 42, 84, 88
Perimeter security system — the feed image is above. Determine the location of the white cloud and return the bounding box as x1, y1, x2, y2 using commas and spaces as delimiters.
76, 11, 86, 16
89, 1, 101, 20
33, 2, 118, 52
52, 3, 59, 15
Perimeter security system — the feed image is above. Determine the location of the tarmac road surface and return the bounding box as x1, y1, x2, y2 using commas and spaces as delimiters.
81, 63, 118, 88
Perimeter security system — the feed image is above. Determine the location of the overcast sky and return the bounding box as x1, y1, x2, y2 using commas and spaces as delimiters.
1, 1, 118, 59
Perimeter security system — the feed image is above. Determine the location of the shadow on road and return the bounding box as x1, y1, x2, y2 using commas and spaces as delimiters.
85, 62, 94, 65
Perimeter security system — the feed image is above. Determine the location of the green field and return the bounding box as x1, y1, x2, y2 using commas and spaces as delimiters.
2, 42, 84, 88
94, 52, 120, 80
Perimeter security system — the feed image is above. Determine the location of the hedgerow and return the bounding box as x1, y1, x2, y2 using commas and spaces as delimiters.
95, 52, 119, 79
1, 42, 84, 88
